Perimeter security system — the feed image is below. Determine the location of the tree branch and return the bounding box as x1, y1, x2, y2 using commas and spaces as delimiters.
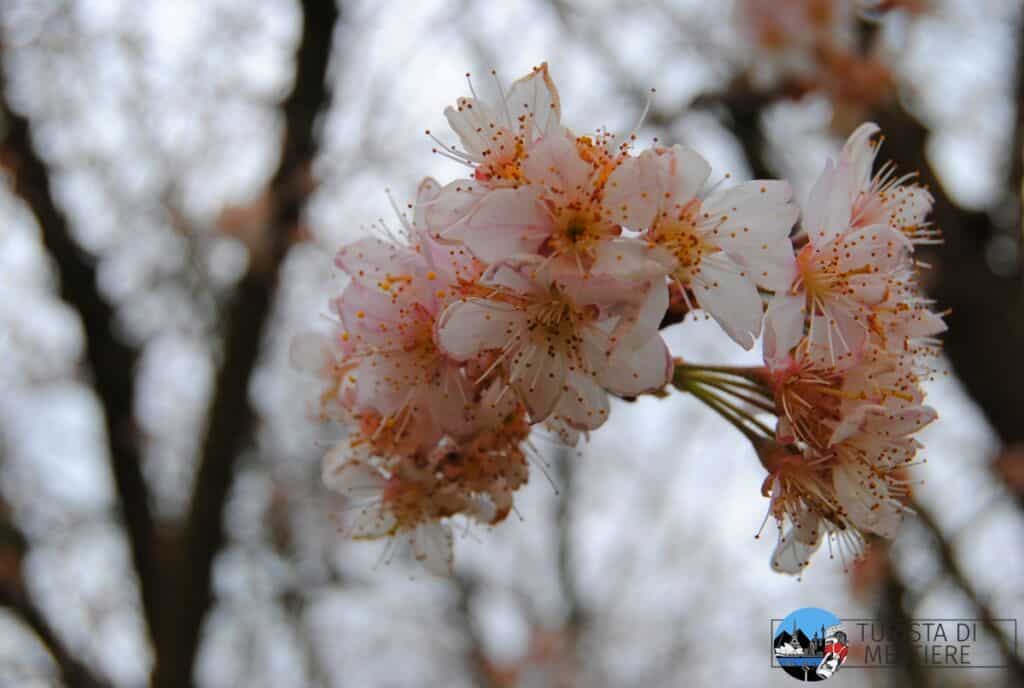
0, 511, 107, 688
911, 501, 1024, 682
0, 50, 161, 662
149, 2, 339, 686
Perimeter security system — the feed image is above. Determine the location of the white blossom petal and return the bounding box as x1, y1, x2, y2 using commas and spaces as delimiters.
833, 463, 904, 539
504, 62, 562, 140
803, 158, 853, 246
436, 299, 528, 361
691, 257, 764, 350
598, 332, 672, 396
763, 292, 806, 366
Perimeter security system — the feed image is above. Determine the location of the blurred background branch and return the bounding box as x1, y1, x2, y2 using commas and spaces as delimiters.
0, 501, 106, 688
151, 2, 338, 686
0, 50, 161, 662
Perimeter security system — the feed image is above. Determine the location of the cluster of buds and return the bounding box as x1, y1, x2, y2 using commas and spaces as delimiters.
294, 64, 943, 576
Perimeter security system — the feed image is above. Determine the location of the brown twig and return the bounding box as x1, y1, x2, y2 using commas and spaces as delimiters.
0, 48, 161, 662
0, 513, 107, 688
149, 2, 339, 686
911, 500, 1024, 682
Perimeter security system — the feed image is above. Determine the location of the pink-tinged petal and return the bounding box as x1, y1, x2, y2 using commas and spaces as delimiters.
763, 293, 806, 366
845, 274, 888, 304
833, 463, 904, 539
413, 177, 442, 236
895, 307, 947, 339
831, 404, 936, 448
511, 345, 567, 423
604, 151, 663, 228
830, 406, 871, 446
413, 522, 454, 576
606, 145, 711, 228
605, 278, 669, 354
701, 180, 799, 291
791, 503, 826, 545
803, 158, 853, 246
662, 144, 712, 207
505, 62, 562, 140
435, 299, 528, 361
554, 370, 611, 430
520, 132, 593, 195
424, 179, 489, 231
598, 332, 672, 396
746, 237, 797, 293
771, 524, 821, 574
354, 352, 417, 417
841, 122, 880, 192
835, 224, 912, 274
444, 97, 504, 158
866, 405, 937, 439
549, 265, 652, 316
889, 185, 933, 231
482, 257, 546, 295
443, 186, 552, 263
691, 257, 764, 350
339, 502, 398, 539
336, 282, 408, 349
805, 306, 868, 371
322, 453, 385, 497
335, 237, 419, 289
589, 237, 669, 281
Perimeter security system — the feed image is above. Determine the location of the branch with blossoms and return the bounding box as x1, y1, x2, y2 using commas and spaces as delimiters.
294, 64, 944, 577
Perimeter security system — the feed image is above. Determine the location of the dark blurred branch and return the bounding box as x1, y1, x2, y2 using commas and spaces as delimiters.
911, 501, 1024, 682
692, 84, 779, 179
1010, 11, 1024, 270
454, 573, 500, 688
0, 55, 161, 659
0, 513, 106, 688
878, 573, 928, 688
150, 2, 338, 686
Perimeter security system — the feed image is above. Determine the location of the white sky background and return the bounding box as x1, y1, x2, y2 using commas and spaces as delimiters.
0, 0, 1022, 686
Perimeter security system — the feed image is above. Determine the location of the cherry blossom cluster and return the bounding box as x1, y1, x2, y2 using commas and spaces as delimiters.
293, 64, 943, 576
757, 122, 944, 573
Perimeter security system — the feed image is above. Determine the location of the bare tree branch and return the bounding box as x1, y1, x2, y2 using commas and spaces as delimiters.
453, 573, 501, 688
0, 511, 107, 688
1008, 12, 1024, 277
0, 48, 161, 661
149, 2, 339, 686
878, 572, 929, 688
910, 500, 1024, 683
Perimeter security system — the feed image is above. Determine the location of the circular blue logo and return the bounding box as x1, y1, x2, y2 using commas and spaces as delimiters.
774, 607, 848, 681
